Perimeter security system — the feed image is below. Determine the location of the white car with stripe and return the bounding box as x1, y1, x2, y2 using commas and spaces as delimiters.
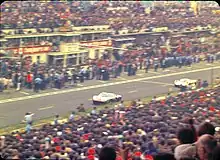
92, 92, 122, 105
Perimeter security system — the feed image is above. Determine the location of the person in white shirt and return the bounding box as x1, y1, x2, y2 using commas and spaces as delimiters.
118, 101, 124, 108
69, 111, 75, 122
151, 96, 157, 103
16, 73, 22, 91
91, 107, 97, 115
136, 99, 143, 106
24, 112, 34, 125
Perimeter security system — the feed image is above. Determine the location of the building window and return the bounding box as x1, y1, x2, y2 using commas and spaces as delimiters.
80, 34, 92, 41
37, 56, 41, 63
79, 57, 82, 64
67, 54, 77, 66
84, 52, 89, 60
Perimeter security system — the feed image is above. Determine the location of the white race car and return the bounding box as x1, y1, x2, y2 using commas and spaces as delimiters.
174, 78, 197, 90
92, 92, 122, 105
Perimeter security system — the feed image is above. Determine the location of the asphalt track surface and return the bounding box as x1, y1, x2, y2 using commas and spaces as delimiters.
0, 65, 220, 127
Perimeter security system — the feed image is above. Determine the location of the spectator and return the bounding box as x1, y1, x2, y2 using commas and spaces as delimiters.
202, 80, 209, 88
99, 147, 117, 160
152, 153, 175, 160
91, 107, 97, 115
24, 112, 34, 125
152, 96, 157, 102
26, 71, 32, 89
0, 80, 4, 92
187, 118, 197, 142
177, 128, 196, 144
16, 72, 22, 91
136, 99, 143, 106
68, 111, 75, 122
25, 123, 32, 133
196, 134, 217, 160
77, 103, 85, 112
197, 122, 215, 137
0, 136, 5, 148
174, 134, 217, 160
212, 145, 220, 160
34, 75, 42, 93
23, 112, 34, 133
54, 114, 59, 125
118, 100, 125, 108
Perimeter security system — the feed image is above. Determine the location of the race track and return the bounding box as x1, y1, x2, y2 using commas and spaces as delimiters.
0, 65, 219, 127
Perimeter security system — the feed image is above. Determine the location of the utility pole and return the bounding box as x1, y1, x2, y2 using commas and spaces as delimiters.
63, 52, 67, 68
19, 39, 23, 71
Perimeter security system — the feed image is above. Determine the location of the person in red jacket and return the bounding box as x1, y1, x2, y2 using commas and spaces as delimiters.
26, 72, 32, 89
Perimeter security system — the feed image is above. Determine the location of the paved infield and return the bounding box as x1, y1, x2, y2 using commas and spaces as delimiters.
0, 64, 219, 127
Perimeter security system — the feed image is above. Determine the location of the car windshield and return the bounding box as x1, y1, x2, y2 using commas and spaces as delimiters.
100, 92, 114, 97
182, 79, 189, 81
99, 93, 109, 97
180, 79, 189, 83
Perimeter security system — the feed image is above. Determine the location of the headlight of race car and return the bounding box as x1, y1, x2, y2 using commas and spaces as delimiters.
93, 96, 99, 100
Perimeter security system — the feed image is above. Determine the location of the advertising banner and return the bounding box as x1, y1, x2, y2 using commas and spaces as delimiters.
6, 45, 51, 55
80, 40, 112, 48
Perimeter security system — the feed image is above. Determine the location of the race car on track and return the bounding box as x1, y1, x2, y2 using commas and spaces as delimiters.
174, 78, 197, 90
92, 92, 122, 105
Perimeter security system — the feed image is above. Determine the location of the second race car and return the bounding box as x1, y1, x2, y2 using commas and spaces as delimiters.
92, 92, 122, 105
174, 78, 197, 90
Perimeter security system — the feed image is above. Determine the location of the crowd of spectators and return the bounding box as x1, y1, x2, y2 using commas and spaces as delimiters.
1, 47, 219, 93
112, 32, 220, 74
1, 1, 220, 34
0, 85, 220, 160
